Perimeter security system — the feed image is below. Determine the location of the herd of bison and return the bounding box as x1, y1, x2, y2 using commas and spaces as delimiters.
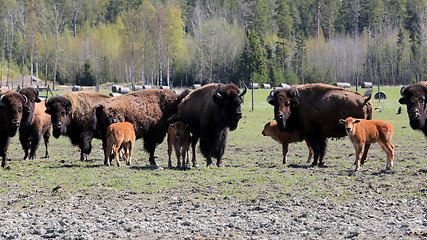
0, 82, 426, 172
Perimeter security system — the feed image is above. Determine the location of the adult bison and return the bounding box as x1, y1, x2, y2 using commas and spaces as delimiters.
398, 82, 427, 137
95, 89, 190, 166
45, 92, 111, 161
267, 83, 372, 167
171, 83, 247, 167
0, 91, 28, 167
18, 87, 51, 160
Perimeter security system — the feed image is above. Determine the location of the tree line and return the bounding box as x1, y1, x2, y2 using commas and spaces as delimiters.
0, 0, 425, 90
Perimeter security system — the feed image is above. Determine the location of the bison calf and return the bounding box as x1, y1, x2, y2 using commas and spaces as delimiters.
262, 121, 313, 164
339, 117, 394, 172
105, 122, 136, 167
167, 121, 190, 168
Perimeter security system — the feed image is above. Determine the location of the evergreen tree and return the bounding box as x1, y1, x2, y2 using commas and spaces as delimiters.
292, 32, 307, 83
76, 59, 96, 86
239, 31, 268, 85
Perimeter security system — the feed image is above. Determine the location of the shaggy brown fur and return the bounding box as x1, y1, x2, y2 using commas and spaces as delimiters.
167, 121, 190, 168
96, 89, 190, 166
172, 83, 247, 167
19, 101, 51, 160
262, 121, 313, 164
268, 83, 373, 167
45, 91, 111, 161
0, 92, 28, 167
340, 117, 394, 172
105, 122, 136, 167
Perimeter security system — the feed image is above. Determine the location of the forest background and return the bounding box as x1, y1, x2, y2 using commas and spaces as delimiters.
0, 0, 425, 90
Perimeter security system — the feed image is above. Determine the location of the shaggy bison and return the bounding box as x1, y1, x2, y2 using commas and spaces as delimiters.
18, 88, 51, 160
171, 83, 247, 167
398, 82, 427, 137
105, 122, 136, 167
0, 91, 28, 167
95, 89, 190, 166
167, 121, 190, 168
267, 83, 372, 167
340, 117, 394, 172
262, 121, 313, 164
45, 92, 111, 161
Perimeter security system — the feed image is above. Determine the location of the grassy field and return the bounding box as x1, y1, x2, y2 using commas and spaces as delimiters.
0, 86, 426, 209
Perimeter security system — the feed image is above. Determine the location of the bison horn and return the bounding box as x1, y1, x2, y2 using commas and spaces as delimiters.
239, 84, 248, 98
290, 88, 299, 101
267, 90, 276, 105
22, 94, 28, 105
215, 84, 223, 99
400, 86, 407, 97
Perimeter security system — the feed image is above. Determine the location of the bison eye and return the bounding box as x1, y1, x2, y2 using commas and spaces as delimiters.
18, 107, 23, 112
284, 102, 290, 107
419, 97, 425, 104
61, 112, 66, 116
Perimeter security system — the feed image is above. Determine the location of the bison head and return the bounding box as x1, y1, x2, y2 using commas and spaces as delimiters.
399, 84, 427, 131
339, 117, 359, 137
212, 83, 247, 131
45, 96, 72, 138
267, 87, 299, 131
18, 87, 41, 122
0, 92, 28, 137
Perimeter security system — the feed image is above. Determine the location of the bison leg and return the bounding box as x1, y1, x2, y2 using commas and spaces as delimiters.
307, 136, 327, 167
191, 135, 199, 167
1, 137, 10, 168
128, 141, 134, 166
79, 132, 94, 161
19, 132, 30, 160
167, 143, 173, 168
282, 143, 289, 164
29, 133, 42, 160
175, 145, 182, 168
354, 143, 364, 172
379, 141, 394, 170
304, 140, 313, 163
360, 143, 371, 165
43, 131, 50, 158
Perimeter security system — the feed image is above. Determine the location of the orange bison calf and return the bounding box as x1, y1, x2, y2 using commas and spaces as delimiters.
167, 121, 190, 168
262, 122, 313, 164
339, 117, 394, 172
105, 122, 136, 167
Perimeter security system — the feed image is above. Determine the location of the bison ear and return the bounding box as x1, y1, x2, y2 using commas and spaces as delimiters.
354, 120, 361, 124
64, 99, 72, 113
267, 90, 276, 105
169, 124, 175, 128
398, 98, 407, 105
339, 119, 346, 125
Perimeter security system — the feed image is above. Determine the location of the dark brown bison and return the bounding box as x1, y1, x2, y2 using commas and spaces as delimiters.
267, 83, 372, 167
95, 89, 190, 166
18, 87, 51, 160
0, 91, 28, 167
398, 82, 427, 137
45, 91, 111, 161
171, 83, 247, 167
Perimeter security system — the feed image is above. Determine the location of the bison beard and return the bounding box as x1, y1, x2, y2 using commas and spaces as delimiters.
172, 83, 247, 167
